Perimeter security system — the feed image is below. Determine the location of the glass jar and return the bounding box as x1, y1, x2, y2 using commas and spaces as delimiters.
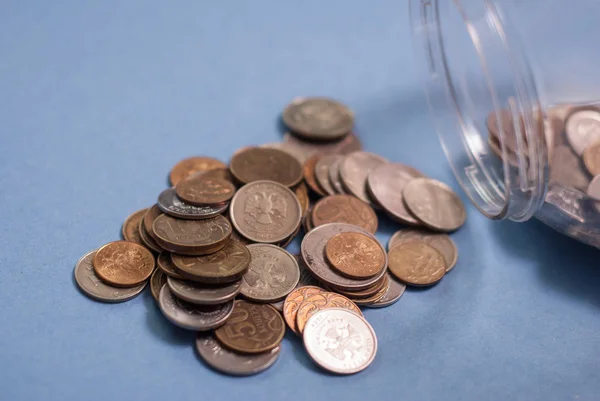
409, 0, 600, 247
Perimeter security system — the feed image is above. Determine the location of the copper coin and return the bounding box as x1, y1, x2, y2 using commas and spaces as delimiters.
170, 240, 251, 284
328, 156, 347, 194
283, 286, 324, 334
143, 205, 162, 241
295, 182, 310, 216
229, 147, 303, 187
231, 228, 252, 245
93, 241, 155, 287
169, 156, 227, 186
583, 142, 600, 176
260, 142, 305, 166
175, 176, 235, 206
214, 300, 285, 354
314, 155, 339, 196
332, 274, 387, 299
340, 151, 388, 206
157, 252, 185, 279
403, 178, 466, 232
152, 214, 232, 255
229, 180, 302, 244
121, 208, 146, 245
197, 167, 235, 184
139, 216, 163, 253
388, 228, 458, 272
550, 145, 590, 191
303, 207, 314, 233
368, 273, 406, 308
304, 155, 326, 196
351, 275, 390, 306
324, 232, 386, 279
281, 131, 363, 163
295, 291, 362, 334
150, 268, 167, 302
282, 97, 354, 141
311, 195, 377, 234
388, 242, 446, 286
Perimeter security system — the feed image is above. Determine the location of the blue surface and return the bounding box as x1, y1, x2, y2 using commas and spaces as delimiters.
1, 2, 600, 400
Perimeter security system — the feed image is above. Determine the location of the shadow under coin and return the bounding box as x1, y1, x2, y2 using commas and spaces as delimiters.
141, 288, 194, 346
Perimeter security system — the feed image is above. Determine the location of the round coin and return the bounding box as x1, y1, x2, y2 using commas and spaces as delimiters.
167, 276, 241, 305
230, 180, 302, 244
583, 141, 600, 176
295, 291, 363, 334
74, 250, 146, 303
388, 242, 446, 286
93, 241, 155, 287
340, 151, 388, 206
157, 252, 185, 279
565, 109, 600, 155
294, 254, 320, 287
282, 97, 354, 141
214, 300, 285, 354
150, 267, 167, 302
315, 155, 340, 196
295, 182, 310, 216
403, 178, 466, 232
157, 187, 229, 220
586, 175, 600, 201
304, 155, 326, 196
175, 176, 235, 206
152, 214, 232, 255
283, 286, 324, 334
388, 228, 458, 272
121, 208, 146, 245
367, 274, 406, 308
303, 308, 377, 375
311, 195, 377, 234
328, 157, 347, 194
325, 232, 386, 279
143, 205, 163, 241
169, 156, 227, 186
351, 274, 390, 306
229, 147, 303, 187
282, 131, 363, 162
139, 216, 163, 253
550, 145, 590, 191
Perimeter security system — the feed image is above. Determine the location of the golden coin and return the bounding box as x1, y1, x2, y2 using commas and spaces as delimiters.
325, 232, 386, 279
311, 195, 377, 234
93, 241, 155, 287
169, 156, 226, 186
295, 291, 362, 334
121, 208, 147, 245
388, 242, 446, 286
282, 286, 324, 334
175, 176, 235, 206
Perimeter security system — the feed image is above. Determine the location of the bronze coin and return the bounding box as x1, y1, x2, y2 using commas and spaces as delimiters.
121, 208, 147, 245
388, 242, 446, 286
170, 241, 251, 284
196, 167, 235, 184
281, 131, 363, 164
303, 155, 326, 196
583, 141, 600, 176
214, 300, 285, 354
311, 195, 377, 234
143, 205, 162, 241
169, 156, 227, 186
295, 182, 310, 216
352, 274, 390, 306
175, 175, 235, 206
229, 147, 303, 187
138, 216, 163, 253
331, 274, 388, 299
388, 229, 458, 272
150, 268, 167, 302
295, 291, 362, 334
157, 252, 185, 280
282, 286, 324, 334
93, 241, 155, 287
230, 228, 252, 245
152, 214, 232, 255
325, 232, 386, 279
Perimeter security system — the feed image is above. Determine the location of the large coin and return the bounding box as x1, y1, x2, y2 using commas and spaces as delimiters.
229, 147, 303, 187
550, 145, 590, 191
241, 244, 300, 302
325, 232, 386, 279
303, 155, 326, 196
150, 267, 167, 302
368, 273, 406, 308
175, 176, 235, 206
314, 155, 340, 196
282, 286, 324, 334
295, 291, 363, 334
388, 242, 446, 286
167, 276, 241, 305
157, 187, 229, 220
403, 178, 466, 232
340, 151, 388, 205
282, 97, 354, 141
311, 195, 377, 234
230, 180, 302, 243
157, 252, 185, 279
93, 241, 155, 287
388, 228, 458, 272
565, 109, 600, 155
169, 156, 227, 186
121, 208, 146, 245
214, 300, 285, 354
303, 308, 377, 374
328, 157, 347, 194
152, 214, 232, 255
158, 286, 234, 331
196, 334, 280, 376
583, 141, 600, 176
74, 250, 146, 303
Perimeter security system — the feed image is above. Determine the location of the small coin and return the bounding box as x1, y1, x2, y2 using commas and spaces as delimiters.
169, 156, 227, 186
340, 151, 388, 206
315, 155, 340, 196
157, 252, 185, 280
93, 241, 155, 287
157, 187, 229, 220
241, 244, 300, 302
303, 308, 377, 374
196, 334, 280, 376
368, 274, 406, 308
583, 142, 600, 176
328, 157, 347, 194
283, 286, 325, 334
167, 276, 241, 305
351, 275, 389, 306
586, 176, 600, 201
550, 145, 590, 191
332, 274, 387, 299
282, 97, 354, 141
295, 291, 363, 334
139, 215, 163, 253
152, 214, 232, 255
229, 147, 303, 187
74, 250, 146, 303
403, 178, 466, 232
388, 242, 446, 286
565, 109, 600, 155
230, 180, 302, 244
281, 131, 363, 163
143, 205, 163, 241
121, 208, 147, 245
295, 182, 310, 216
175, 176, 235, 206
325, 232, 386, 279
170, 240, 251, 284
304, 155, 326, 196
158, 286, 234, 331
311, 195, 377, 234
150, 268, 167, 302
388, 228, 458, 272
214, 300, 285, 354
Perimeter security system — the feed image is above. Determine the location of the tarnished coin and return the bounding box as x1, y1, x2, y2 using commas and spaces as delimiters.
403, 178, 466, 232
283, 286, 324, 334
282, 97, 354, 141
214, 300, 285, 354
583, 142, 600, 176
157, 187, 229, 220
93, 241, 155, 287
171, 241, 251, 284
586, 176, 600, 201
304, 155, 326, 196
367, 162, 425, 225
139, 215, 163, 253
281, 131, 363, 163
303, 308, 377, 374
565, 109, 600, 155
197, 167, 235, 185
312, 195, 377, 234
169, 156, 227, 186
294, 254, 319, 287
340, 151, 388, 205
229, 147, 303, 187
143, 205, 162, 241
230, 180, 302, 244
295, 182, 310, 216
121, 208, 146, 245
295, 291, 363, 334
157, 252, 185, 280
196, 334, 280, 376
158, 286, 234, 331
332, 274, 387, 299
167, 276, 241, 305
328, 157, 347, 194
241, 244, 300, 302
150, 267, 167, 302
260, 142, 306, 165
325, 232, 386, 279
550, 145, 590, 191
175, 176, 235, 206
388, 242, 446, 286
351, 274, 390, 306
74, 250, 146, 303
152, 214, 232, 255
315, 155, 340, 196
388, 228, 458, 272
368, 274, 406, 308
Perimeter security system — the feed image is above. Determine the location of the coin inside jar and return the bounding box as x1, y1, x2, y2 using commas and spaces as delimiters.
583, 141, 600, 176
229, 147, 303, 187
169, 156, 227, 186
175, 175, 235, 206
565, 109, 600, 155
93, 241, 155, 287
282, 97, 354, 141
152, 214, 232, 255
324, 232, 386, 279
311, 195, 377, 234
387, 242, 446, 286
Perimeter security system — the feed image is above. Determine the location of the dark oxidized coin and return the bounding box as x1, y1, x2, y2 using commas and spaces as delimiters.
175, 176, 235, 206
157, 252, 186, 280
229, 147, 303, 187
311, 195, 377, 234
152, 214, 232, 255
169, 156, 227, 186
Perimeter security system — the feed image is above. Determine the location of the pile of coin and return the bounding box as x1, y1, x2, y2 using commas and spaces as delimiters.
74, 96, 466, 376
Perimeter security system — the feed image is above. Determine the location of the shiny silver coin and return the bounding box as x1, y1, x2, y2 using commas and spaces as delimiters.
282, 97, 354, 141
74, 250, 146, 303
158, 286, 234, 331
166, 276, 241, 305
303, 308, 377, 374
314, 155, 339, 196
550, 145, 590, 191
365, 273, 406, 308
157, 187, 229, 220
340, 151, 388, 206
565, 109, 600, 155
328, 157, 347, 194
196, 334, 280, 376
388, 228, 458, 272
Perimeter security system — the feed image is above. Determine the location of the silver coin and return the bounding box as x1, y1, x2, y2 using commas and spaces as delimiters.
366, 273, 406, 308
550, 145, 590, 191
340, 151, 388, 206
158, 286, 234, 331
315, 155, 339, 196
241, 244, 300, 302
166, 276, 241, 305
303, 308, 377, 374
157, 187, 229, 220
282, 97, 354, 140
565, 109, 600, 155
328, 157, 347, 194
195, 334, 280, 376
388, 228, 458, 272
301, 223, 387, 291
74, 250, 147, 303
587, 175, 600, 201
280, 132, 363, 165
293, 254, 320, 287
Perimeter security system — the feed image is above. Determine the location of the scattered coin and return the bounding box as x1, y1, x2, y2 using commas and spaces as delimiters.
121, 209, 146, 245
311, 195, 377, 234
93, 241, 155, 287
315, 155, 340, 196
340, 151, 388, 206
586, 176, 600, 201
229, 147, 303, 187
175, 176, 235, 206
150, 267, 167, 302
325, 232, 386, 279
157, 187, 229, 220
388, 242, 446, 286
368, 274, 406, 308
282, 97, 354, 141
169, 156, 227, 186
303, 155, 326, 196
283, 285, 324, 334
295, 291, 363, 334
328, 156, 347, 194
388, 228, 458, 272
583, 142, 600, 176
332, 274, 387, 300
565, 109, 600, 155
157, 252, 185, 280
167, 276, 241, 305
152, 214, 232, 255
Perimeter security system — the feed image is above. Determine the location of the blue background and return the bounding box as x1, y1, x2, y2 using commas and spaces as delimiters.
1, 1, 600, 400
